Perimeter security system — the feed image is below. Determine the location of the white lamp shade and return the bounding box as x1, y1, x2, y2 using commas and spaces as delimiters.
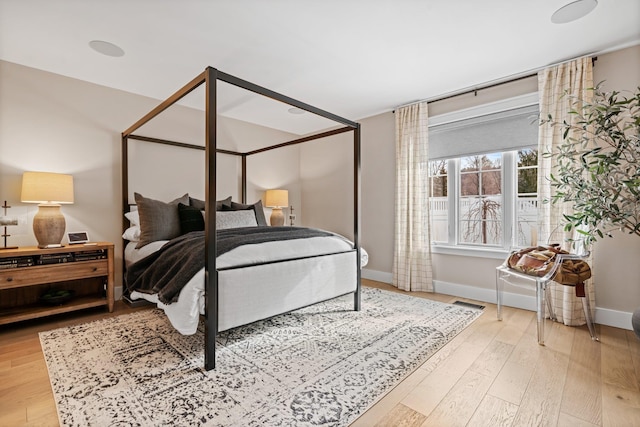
21, 172, 74, 204
265, 189, 289, 208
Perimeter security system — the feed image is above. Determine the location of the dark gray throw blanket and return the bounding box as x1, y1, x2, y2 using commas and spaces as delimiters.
125, 226, 335, 304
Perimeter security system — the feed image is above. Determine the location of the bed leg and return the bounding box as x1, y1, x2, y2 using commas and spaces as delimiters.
354, 277, 361, 311
204, 337, 216, 370
204, 270, 217, 371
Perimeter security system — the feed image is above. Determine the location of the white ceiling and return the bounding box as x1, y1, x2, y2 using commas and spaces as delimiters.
1, 0, 639, 135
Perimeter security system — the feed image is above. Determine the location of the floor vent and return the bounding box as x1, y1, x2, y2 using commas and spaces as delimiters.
453, 301, 485, 310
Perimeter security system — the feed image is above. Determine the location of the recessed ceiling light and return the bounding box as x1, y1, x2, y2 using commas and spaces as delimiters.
89, 40, 125, 57
288, 107, 305, 115
551, 0, 598, 24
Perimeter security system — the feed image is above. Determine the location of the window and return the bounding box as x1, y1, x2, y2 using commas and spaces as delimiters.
459, 153, 503, 246
428, 160, 448, 242
428, 148, 538, 250
427, 95, 539, 253
516, 148, 538, 246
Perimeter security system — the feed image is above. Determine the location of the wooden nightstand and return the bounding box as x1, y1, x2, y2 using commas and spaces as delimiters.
0, 242, 114, 326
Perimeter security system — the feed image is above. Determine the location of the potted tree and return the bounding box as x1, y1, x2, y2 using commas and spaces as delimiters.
544, 83, 640, 338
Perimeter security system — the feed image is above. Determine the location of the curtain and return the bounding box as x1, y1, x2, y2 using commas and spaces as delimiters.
537, 57, 595, 325
393, 102, 433, 292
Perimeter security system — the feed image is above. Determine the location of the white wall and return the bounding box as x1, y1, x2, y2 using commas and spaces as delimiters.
360, 113, 395, 274
300, 45, 640, 329
588, 46, 640, 314
298, 114, 398, 273
300, 133, 354, 239
0, 60, 299, 297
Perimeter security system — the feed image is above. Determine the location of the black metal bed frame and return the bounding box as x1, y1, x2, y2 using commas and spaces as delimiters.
121, 67, 361, 370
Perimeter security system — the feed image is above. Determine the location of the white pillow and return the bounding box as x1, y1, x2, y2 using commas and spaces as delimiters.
125, 210, 140, 227
216, 210, 258, 230
122, 226, 141, 242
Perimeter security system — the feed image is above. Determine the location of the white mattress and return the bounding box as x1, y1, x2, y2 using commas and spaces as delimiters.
126, 234, 368, 334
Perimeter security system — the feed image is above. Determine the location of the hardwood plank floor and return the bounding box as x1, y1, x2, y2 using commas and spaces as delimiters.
1, 279, 639, 426
0, 301, 149, 427
359, 280, 640, 427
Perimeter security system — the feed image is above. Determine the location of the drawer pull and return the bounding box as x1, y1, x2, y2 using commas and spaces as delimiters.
92, 267, 98, 272
6, 277, 12, 282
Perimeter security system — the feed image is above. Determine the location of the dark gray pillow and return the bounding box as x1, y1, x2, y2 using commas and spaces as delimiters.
135, 192, 189, 248
189, 196, 232, 211
223, 200, 268, 226
178, 203, 205, 234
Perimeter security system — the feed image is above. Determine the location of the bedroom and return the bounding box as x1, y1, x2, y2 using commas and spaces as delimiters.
1, 0, 640, 425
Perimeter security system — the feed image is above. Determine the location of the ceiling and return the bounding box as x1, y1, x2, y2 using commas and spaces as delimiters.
1, 0, 639, 135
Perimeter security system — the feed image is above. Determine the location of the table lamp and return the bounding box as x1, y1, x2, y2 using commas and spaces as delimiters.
21, 171, 74, 248
265, 189, 288, 226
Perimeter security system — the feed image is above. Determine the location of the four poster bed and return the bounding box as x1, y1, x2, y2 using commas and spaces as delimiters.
121, 67, 362, 370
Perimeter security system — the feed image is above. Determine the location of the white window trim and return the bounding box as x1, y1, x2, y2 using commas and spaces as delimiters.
431, 244, 509, 259
428, 92, 539, 260
428, 92, 539, 127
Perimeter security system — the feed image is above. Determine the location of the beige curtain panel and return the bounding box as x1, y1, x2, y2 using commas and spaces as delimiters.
393, 102, 433, 292
537, 57, 595, 326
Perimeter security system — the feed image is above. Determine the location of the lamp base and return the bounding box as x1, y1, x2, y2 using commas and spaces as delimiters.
270, 208, 285, 226
39, 244, 64, 249
33, 204, 66, 249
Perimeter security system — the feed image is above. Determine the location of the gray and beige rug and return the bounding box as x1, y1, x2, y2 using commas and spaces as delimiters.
40, 287, 482, 426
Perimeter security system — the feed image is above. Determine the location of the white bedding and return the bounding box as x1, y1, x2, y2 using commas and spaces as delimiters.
126, 234, 368, 334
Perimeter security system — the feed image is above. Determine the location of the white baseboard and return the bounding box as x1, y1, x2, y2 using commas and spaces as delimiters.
595, 307, 633, 331
362, 268, 392, 284
361, 270, 632, 331
433, 279, 632, 331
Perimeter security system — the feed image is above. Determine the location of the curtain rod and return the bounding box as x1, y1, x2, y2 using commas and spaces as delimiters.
393, 55, 597, 112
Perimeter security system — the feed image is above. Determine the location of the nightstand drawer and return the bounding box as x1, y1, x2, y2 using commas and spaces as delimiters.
0, 260, 108, 290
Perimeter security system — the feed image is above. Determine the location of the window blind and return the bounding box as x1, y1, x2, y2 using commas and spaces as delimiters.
429, 104, 539, 160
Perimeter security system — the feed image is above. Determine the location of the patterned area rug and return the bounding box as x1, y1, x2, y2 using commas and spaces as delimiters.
40, 287, 482, 426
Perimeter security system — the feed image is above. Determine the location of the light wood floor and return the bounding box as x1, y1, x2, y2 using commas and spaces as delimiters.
1, 279, 639, 426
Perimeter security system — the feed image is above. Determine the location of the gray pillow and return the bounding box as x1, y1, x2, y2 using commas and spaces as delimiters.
189, 196, 232, 211
216, 210, 258, 229
224, 200, 268, 226
135, 192, 189, 248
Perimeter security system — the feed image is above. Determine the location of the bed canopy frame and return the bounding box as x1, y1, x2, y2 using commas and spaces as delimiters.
122, 67, 361, 370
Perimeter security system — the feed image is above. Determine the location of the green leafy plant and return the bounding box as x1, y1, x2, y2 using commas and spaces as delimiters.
544, 83, 640, 246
